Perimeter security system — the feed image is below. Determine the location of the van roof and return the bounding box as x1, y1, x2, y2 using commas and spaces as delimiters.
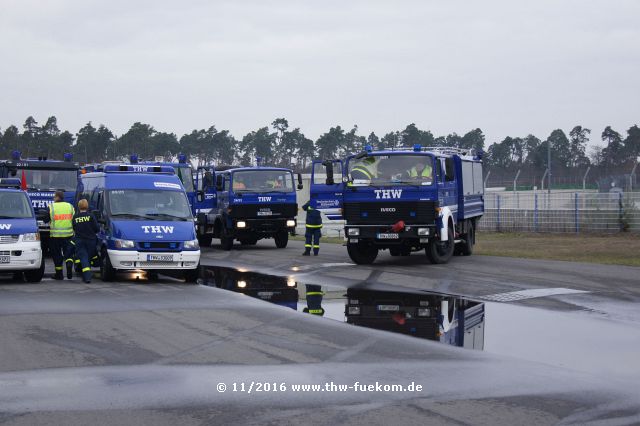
81, 172, 186, 191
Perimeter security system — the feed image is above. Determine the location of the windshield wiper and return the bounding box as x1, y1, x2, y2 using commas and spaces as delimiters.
145, 213, 190, 221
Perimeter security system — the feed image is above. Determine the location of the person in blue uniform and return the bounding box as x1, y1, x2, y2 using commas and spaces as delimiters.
302, 199, 322, 256
72, 199, 99, 283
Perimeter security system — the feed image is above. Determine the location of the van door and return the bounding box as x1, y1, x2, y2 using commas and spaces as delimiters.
310, 159, 344, 220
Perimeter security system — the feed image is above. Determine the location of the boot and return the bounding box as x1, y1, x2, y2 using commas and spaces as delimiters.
66, 262, 73, 279
302, 251, 310, 256
53, 270, 63, 280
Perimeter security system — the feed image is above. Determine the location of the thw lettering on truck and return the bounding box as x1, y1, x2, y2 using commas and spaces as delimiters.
141, 226, 175, 234
0, 224, 12, 230
374, 189, 403, 199
258, 196, 272, 202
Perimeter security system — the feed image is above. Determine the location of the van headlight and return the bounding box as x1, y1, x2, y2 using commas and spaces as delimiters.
114, 238, 135, 249
347, 228, 360, 236
22, 233, 40, 242
184, 239, 199, 249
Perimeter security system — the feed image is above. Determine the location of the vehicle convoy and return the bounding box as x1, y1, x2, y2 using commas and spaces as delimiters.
0, 178, 44, 282
77, 164, 201, 282
0, 151, 79, 251
345, 286, 484, 350
210, 164, 303, 250
311, 145, 484, 264
126, 154, 217, 246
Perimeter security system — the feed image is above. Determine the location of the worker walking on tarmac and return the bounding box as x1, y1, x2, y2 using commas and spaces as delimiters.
43, 190, 75, 280
72, 199, 99, 283
302, 199, 322, 256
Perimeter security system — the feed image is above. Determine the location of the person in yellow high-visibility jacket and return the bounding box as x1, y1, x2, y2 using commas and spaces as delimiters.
407, 160, 433, 180
43, 191, 75, 280
350, 157, 378, 181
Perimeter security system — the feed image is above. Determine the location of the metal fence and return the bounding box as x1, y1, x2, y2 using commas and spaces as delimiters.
478, 191, 640, 233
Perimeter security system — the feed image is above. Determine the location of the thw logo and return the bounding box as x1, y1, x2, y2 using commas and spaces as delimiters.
374, 189, 403, 199
0, 224, 12, 230
258, 196, 272, 202
141, 226, 174, 234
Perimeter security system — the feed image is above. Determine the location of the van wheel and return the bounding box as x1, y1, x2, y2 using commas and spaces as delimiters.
274, 231, 288, 248
184, 267, 200, 283
24, 261, 45, 283
426, 223, 455, 264
347, 243, 378, 265
100, 249, 116, 282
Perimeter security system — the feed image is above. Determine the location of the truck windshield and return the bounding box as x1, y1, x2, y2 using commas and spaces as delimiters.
17, 168, 77, 191
107, 189, 193, 221
0, 192, 33, 218
231, 170, 294, 192
348, 154, 434, 186
174, 166, 194, 192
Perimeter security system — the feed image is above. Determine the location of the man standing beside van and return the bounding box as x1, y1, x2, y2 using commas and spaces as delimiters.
73, 199, 99, 283
43, 190, 75, 280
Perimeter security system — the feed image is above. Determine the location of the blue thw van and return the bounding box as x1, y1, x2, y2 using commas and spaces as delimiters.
77, 165, 201, 282
0, 179, 44, 282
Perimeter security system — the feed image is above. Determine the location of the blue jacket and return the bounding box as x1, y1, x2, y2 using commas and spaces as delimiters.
302, 201, 322, 227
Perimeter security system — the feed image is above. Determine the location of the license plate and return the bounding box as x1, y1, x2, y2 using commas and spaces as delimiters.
257, 211, 272, 216
378, 305, 400, 312
0, 255, 9, 264
377, 233, 399, 239
147, 254, 173, 261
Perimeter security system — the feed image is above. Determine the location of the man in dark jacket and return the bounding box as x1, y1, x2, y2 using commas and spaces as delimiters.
302, 199, 322, 256
72, 199, 99, 283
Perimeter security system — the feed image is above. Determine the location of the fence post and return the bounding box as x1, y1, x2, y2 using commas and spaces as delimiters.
496, 194, 501, 232
574, 192, 579, 233
619, 192, 624, 232
534, 192, 538, 232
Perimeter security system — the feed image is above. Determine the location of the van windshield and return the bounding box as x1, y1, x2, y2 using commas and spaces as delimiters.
17, 168, 77, 191
0, 192, 33, 219
231, 170, 294, 192
106, 189, 192, 221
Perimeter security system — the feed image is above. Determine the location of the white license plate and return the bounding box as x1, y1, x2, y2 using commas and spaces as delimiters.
0, 255, 9, 264
147, 254, 173, 261
377, 233, 399, 239
378, 305, 400, 312
257, 211, 273, 216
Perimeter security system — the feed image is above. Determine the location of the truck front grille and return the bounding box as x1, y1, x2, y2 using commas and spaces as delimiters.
343, 201, 437, 225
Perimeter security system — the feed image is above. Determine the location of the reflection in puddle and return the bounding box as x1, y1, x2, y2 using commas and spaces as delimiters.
201, 265, 485, 350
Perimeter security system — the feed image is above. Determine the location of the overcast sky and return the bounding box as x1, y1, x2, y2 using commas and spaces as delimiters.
1, 0, 638, 148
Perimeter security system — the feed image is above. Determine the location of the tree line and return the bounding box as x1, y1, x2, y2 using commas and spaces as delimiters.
1, 116, 638, 176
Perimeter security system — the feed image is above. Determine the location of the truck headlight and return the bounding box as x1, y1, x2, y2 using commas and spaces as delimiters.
114, 239, 135, 249
417, 308, 431, 317
21, 233, 40, 242
184, 239, 199, 249
347, 228, 360, 236
348, 306, 361, 315
286, 219, 296, 227
237, 280, 247, 288
417, 228, 430, 236
236, 221, 247, 228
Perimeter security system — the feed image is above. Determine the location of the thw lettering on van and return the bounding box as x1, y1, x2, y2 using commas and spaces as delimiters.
374, 189, 403, 199
141, 226, 174, 234
0, 224, 12, 230
258, 196, 272, 202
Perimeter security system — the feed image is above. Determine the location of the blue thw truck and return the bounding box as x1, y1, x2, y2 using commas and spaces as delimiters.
0, 151, 79, 251
126, 154, 217, 246
77, 164, 201, 282
0, 178, 44, 282
211, 165, 303, 250
311, 145, 484, 264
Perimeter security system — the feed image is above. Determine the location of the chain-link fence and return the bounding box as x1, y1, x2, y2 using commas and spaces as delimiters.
478, 191, 640, 233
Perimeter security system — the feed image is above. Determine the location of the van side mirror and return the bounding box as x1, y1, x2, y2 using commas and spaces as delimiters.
323, 161, 334, 186
216, 175, 224, 191
297, 173, 303, 190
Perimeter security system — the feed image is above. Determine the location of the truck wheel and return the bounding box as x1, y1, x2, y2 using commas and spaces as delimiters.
426, 223, 454, 264
347, 243, 378, 265
220, 232, 233, 251
274, 231, 288, 248
100, 248, 116, 282
184, 266, 200, 283
24, 261, 45, 283
197, 234, 213, 247
458, 222, 475, 256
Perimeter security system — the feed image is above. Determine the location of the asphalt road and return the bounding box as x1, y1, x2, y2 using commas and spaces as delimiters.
0, 240, 638, 425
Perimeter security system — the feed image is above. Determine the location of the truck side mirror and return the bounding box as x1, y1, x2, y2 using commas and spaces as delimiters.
216, 175, 224, 191
196, 190, 205, 202
297, 173, 303, 190
323, 161, 334, 186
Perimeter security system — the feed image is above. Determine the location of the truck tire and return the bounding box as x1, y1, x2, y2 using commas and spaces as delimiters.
24, 261, 45, 283
100, 248, 116, 282
197, 234, 213, 247
458, 221, 475, 256
347, 243, 378, 265
274, 231, 288, 248
426, 223, 454, 264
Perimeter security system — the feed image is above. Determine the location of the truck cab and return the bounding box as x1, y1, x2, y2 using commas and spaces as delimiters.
0, 179, 44, 282
212, 166, 302, 250
77, 165, 201, 282
311, 145, 484, 264
0, 151, 79, 251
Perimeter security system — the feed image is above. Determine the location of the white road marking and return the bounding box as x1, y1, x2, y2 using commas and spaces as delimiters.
480, 287, 589, 302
